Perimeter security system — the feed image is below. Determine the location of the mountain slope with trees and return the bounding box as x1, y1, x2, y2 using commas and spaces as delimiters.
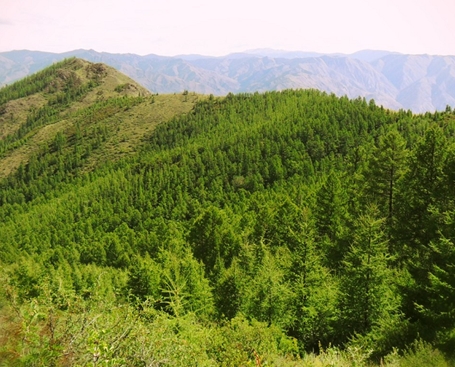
1, 61, 455, 366
0, 57, 201, 179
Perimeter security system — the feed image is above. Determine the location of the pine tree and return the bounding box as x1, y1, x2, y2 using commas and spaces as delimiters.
394, 127, 448, 257
287, 207, 338, 351
417, 235, 455, 342
362, 129, 407, 226
241, 243, 294, 329
188, 206, 241, 277
313, 171, 350, 268
338, 205, 397, 341
126, 254, 160, 303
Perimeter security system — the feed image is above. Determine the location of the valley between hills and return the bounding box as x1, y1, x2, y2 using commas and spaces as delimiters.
1, 57, 455, 366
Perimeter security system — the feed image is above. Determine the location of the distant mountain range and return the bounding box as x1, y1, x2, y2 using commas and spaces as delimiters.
1, 49, 455, 112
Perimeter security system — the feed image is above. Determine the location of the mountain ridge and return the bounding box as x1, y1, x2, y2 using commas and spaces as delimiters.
0, 57, 201, 179
1, 49, 455, 112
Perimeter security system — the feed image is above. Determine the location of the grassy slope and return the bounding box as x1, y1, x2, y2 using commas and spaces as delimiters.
0, 58, 202, 178
82, 93, 201, 171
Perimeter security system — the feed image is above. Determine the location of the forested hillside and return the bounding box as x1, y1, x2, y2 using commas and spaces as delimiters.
1, 62, 455, 366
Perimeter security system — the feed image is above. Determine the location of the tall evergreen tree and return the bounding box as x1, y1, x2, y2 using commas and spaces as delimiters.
416, 235, 455, 343
362, 129, 408, 227
394, 127, 448, 257
287, 206, 338, 351
313, 171, 350, 268
338, 205, 398, 342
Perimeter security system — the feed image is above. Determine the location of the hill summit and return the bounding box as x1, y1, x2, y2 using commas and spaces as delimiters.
0, 57, 200, 178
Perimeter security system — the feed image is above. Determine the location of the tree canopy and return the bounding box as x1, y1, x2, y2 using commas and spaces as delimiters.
2, 63, 455, 365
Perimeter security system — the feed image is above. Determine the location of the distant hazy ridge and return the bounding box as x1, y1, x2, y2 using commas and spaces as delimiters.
1, 49, 455, 112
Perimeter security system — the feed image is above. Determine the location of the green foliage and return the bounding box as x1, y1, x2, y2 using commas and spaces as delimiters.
189, 205, 242, 274
361, 128, 408, 224
314, 171, 351, 268
393, 339, 450, 367
157, 248, 214, 318
338, 205, 399, 342
126, 254, 161, 302
2, 69, 455, 365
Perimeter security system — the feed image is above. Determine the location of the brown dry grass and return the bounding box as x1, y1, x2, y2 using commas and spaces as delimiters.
0, 94, 47, 139
67, 61, 150, 113
83, 93, 204, 170
0, 119, 73, 178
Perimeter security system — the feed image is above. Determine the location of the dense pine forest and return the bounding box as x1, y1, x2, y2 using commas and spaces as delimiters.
1, 59, 455, 366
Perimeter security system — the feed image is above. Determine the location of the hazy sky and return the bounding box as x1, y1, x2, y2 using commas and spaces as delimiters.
1, 0, 454, 56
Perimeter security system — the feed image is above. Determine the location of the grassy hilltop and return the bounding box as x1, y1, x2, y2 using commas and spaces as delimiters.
0, 57, 201, 178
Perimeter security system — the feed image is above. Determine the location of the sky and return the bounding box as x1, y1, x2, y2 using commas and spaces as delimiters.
1, 0, 454, 56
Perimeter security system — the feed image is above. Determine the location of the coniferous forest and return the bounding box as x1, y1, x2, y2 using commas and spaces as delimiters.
1, 59, 455, 366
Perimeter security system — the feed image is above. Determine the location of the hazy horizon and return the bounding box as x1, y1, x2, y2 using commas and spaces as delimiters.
1, 0, 454, 57
0, 47, 404, 58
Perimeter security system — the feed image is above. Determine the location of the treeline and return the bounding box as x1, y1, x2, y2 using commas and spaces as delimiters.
1, 89, 455, 366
